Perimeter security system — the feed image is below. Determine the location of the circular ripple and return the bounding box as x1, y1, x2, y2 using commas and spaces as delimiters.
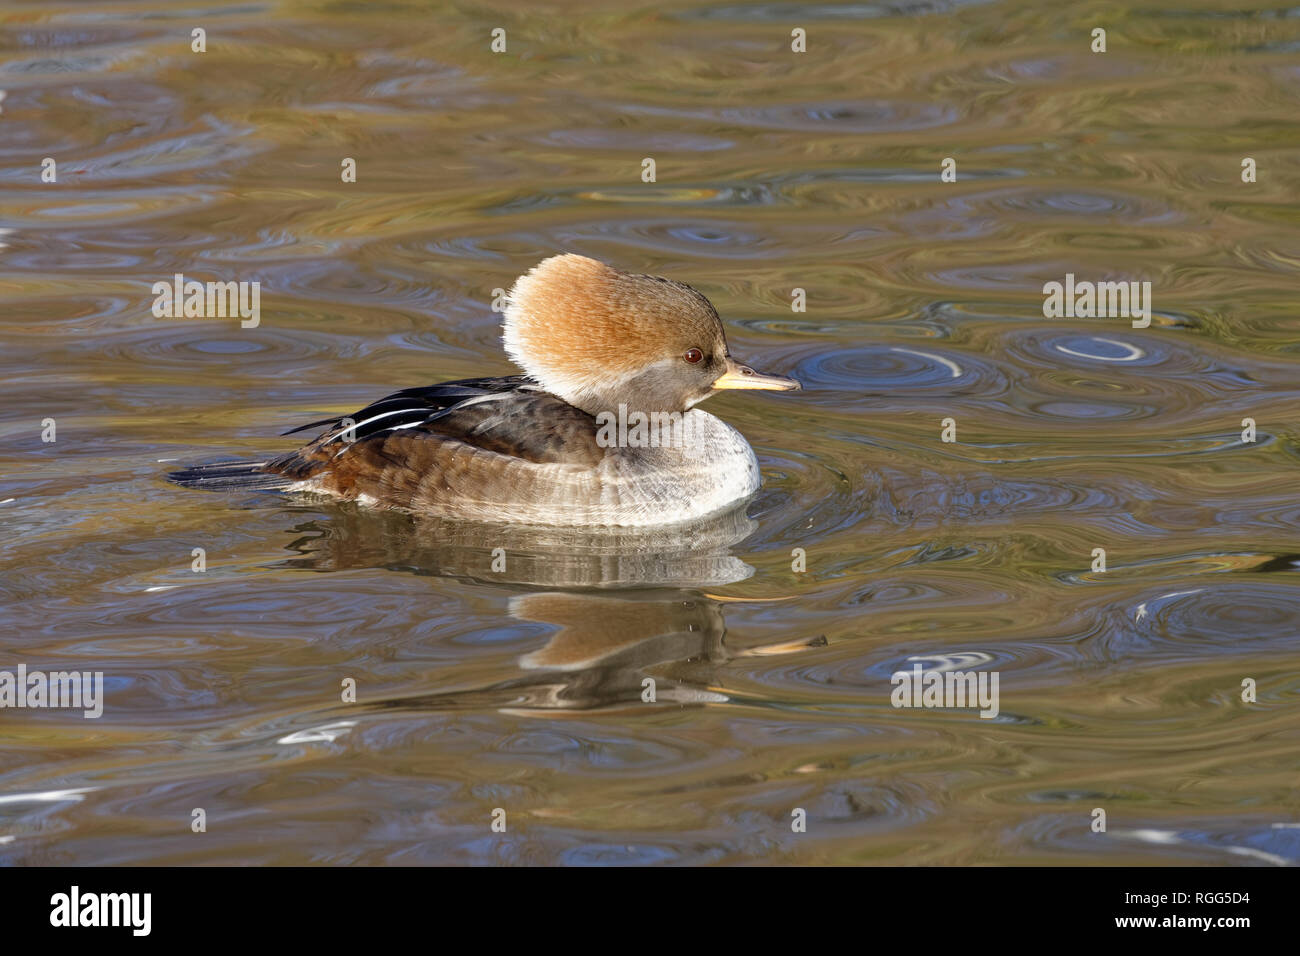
716, 99, 957, 133
793, 345, 1006, 395
1091, 582, 1300, 663
87, 325, 347, 371
992, 187, 1185, 225
1053, 336, 1145, 363
1019, 330, 1172, 370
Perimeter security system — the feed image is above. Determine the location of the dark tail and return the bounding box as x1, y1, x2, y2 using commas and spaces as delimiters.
167, 459, 295, 492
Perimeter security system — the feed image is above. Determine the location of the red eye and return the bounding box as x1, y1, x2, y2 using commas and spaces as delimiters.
684, 348, 703, 364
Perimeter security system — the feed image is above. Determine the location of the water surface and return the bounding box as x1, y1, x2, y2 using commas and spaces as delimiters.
2, 0, 1299, 865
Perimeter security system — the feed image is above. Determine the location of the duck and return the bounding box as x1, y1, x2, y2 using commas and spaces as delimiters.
169, 254, 801, 527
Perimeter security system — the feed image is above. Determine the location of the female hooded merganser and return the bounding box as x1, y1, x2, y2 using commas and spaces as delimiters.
170, 254, 801, 527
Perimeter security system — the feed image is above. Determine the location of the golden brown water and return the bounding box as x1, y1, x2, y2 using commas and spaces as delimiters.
2, 0, 1299, 865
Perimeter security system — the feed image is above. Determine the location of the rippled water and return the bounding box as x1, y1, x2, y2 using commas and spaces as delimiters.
2, 0, 1299, 865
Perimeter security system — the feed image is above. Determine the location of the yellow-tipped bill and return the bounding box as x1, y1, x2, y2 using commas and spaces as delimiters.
712, 357, 801, 391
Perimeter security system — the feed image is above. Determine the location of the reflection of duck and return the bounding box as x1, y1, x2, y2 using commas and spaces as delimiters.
273, 509, 820, 713
501, 589, 732, 712
171, 254, 800, 527
514, 590, 727, 672
500, 590, 823, 713
279, 502, 757, 589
